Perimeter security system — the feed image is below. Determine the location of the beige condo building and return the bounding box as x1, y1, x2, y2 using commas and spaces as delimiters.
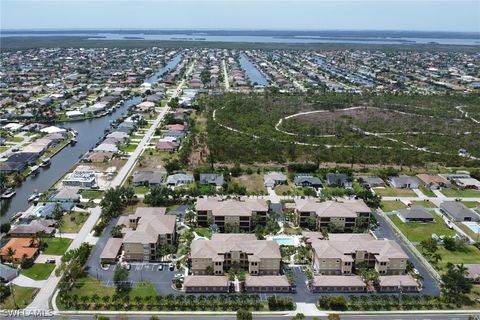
195, 197, 269, 232
190, 234, 281, 276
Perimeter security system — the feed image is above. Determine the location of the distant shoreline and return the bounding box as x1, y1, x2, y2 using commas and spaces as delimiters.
1, 36, 479, 52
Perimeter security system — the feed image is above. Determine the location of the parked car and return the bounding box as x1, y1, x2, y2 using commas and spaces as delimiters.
157, 264, 164, 271
45, 258, 56, 264
174, 273, 183, 279
169, 263, 175, 271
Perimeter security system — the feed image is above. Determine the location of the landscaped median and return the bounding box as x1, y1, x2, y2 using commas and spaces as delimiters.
56, 276, 294, 312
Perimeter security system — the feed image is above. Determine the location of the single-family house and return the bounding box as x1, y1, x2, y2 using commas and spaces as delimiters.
166, 173, 194, 187
294, 175, 323, 189
440, 201, 480, 222
389, 175, 419, 189
264, 172, 287, 188
397, 206, 435, 223
199, 173, 224, 187
326, 173, 351, 188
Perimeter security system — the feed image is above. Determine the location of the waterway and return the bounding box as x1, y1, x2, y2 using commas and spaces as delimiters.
239, 53, 268, 86
144, 53, 183, 84
2, 32, 479, 46
0, 96, 141, 223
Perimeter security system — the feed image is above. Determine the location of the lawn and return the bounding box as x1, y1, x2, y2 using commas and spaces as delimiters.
380, 201, 407, 212
60, 276, 158, 303
419, 185, 436, 197
0, 146, 8, 153
81, 190, 104, 199
426, 245, 480, 271
410, 200, 437, 208
119, 143, 138, 153
232, 173, 267, 194
373, 187, 417, 197
440, 188, 480, 198
20, 263, 55, 280
59, 211, 89, 233
274, 184, 293, 195
192, 227, 212, 238
134, 186, 150, 194
462, 201, 480, 208
390, 214, 455, 243
42, 238, 72, 255
0, 285, 38, 309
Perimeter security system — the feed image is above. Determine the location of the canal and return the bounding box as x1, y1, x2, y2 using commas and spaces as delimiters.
144, 53, 183, 84
239, 53, 268, 87
0, 96, 141, 223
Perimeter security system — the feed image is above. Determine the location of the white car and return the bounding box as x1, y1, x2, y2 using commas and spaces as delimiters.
157, 264, 164, 271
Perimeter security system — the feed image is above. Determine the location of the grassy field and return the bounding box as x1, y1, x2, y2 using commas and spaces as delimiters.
232, 173, 267, 194
462, 201, 480, 208
59, 211, 89, 233
427, 245, 480, 271
380, 201, 407, 212
410, 200, 437, 208
440, 188, 480, 198
390, 214, 455, 242
81, 190, 104, 199
0, 146, 8, 153
59, 276, 158, 303
374, 188, 417, 197
0, 286, 38, 309
20, 263, 55, 280
419, 185, 436, 197
42, 238, 72, 255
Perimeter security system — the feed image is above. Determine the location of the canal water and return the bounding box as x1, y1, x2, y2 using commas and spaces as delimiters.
239, 53, 268, 87
0, 96, 141, 223
144, 53, 183, 84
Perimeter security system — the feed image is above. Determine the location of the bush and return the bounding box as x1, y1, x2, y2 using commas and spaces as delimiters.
267, 295, 295, 311
318, 295, 348, 311
236, 309, 252, 320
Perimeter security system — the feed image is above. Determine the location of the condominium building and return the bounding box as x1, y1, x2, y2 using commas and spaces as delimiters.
116, 207, 176, 262
190, 234, 281, 276
195, 197, 268, 231
294, 199, 371, 231
311, 234, 408, 276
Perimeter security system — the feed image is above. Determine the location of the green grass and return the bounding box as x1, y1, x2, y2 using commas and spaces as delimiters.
231, 173, 267, 195
119, 143, 138, 153
441, 188, 480, 198
59, 276, 158, 303
81, 190, 104, 199
192, 227, 212, 239
462, 201, 480, 208
8, 136, 24, 143
20, 263, 55, 280
0, 285, 38, 309
0, 146, 8, 153
374, 187, 417, 197
410, 200, 437, 208
390, 214, 455, 242
42, 238, 72, 255
134, 186, 150, 194
59, 211, 89, 233
419, 185, 436, 197
426, 245, 480, 271
380, 201, 407, 212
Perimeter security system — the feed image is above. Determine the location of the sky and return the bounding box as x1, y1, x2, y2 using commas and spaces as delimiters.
1, 0, 479, 32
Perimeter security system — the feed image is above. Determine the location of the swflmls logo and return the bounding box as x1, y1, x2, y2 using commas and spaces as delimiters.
1, 309, 54, 317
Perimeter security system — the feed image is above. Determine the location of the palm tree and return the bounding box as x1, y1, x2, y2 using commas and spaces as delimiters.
155, 295, 163, 308
144, 295, 153, 309
184, 209, 195, 225
5, 247, 16, 263
80, 295, 89, 307
207, 295, 217, 309
186, 295, 196, 309
91, 294, 100, 307
101, 295, 110, 308
134, 295, 143, 308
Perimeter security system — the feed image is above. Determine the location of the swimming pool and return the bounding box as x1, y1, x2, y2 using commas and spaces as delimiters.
463, 221, 480, 234
270, 236, 296, 246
